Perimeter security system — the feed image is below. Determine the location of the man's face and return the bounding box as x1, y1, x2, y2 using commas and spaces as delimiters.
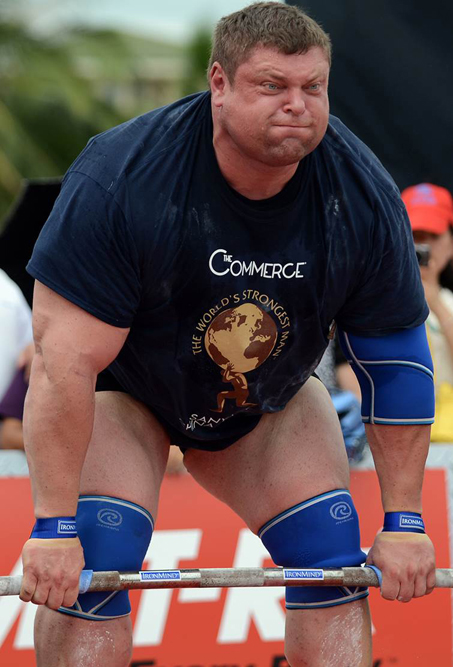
211, 45, 330, 167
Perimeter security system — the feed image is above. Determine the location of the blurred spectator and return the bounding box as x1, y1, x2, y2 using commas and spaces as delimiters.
402, 183, 453, 441
0, 269, 33, 400
333, 339, 361, 402
0, 369, 27, 450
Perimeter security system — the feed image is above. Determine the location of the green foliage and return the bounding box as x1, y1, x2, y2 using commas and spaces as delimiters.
0, 0, 211, 231
182, 27, 212, 96
0, 18, 131, 227
0, 10, 190, 229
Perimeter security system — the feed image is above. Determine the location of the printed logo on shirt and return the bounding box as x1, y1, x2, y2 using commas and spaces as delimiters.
192, 290, 290, 359
209, 248, 307, 279
188, 290, 293, 424
184, 413, 234, 432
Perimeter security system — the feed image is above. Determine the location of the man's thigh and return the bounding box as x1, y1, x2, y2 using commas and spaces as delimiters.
184, 376, 350, 532
80, 391, 170, 519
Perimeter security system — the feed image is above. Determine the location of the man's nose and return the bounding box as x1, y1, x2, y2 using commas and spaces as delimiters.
282, 91, 306, 115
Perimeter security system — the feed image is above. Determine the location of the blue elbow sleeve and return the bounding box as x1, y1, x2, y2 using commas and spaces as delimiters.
338, 324, 434, 425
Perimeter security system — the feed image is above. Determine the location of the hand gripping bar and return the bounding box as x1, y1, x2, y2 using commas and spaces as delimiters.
1, 566, 453, 596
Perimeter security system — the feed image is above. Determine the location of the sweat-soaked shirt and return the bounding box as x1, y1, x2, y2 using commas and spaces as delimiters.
27, 92, 427, 449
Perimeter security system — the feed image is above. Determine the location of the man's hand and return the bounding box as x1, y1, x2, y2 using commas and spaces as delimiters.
366, 531, 436, 602
20, 537, 85, 610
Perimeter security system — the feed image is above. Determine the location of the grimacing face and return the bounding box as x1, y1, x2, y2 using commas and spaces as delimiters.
211, 45, 330, 167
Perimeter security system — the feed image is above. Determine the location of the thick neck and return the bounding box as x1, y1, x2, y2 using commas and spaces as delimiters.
212, 111, 299, 201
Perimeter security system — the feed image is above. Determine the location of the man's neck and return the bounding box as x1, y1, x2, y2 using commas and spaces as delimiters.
212, 131, 299, 201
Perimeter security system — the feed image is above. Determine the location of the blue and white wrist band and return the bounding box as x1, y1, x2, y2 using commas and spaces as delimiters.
30, 517, 77, 539
383, 512, 425, 534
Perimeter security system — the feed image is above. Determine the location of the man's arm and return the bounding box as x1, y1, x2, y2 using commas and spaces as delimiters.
337, 324, 436, 601
20, 281, 129, 610
365, 423, 436, 601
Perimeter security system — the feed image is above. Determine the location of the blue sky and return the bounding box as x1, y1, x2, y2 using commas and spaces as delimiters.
12, 0, 284, 42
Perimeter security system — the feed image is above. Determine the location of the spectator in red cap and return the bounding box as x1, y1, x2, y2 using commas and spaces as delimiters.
402, 183, 453, 441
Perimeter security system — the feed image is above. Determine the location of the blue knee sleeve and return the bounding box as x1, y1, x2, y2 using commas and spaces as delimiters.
259, 490, 368, 610
338, 324, 435, 425
59, 495, 153, 621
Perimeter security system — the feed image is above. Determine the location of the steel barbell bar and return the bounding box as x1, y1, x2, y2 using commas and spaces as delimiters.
1, 566, 452, 596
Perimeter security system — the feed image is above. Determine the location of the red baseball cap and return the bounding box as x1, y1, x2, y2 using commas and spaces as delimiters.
401, 183, 453, 234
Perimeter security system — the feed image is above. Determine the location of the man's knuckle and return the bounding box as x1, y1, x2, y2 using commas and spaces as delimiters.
32, 595, 47, 605
62, 591, 78, 607
382, 593, 396, 601
51, 573, 64, 587
406, 564, 416, 579
20, 590, 32, 601
381, 587, 397, 601
386, 566, 400, 580
47, 600, 63, 611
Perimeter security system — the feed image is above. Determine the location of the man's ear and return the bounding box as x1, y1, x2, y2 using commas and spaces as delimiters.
210, 62, 230, 107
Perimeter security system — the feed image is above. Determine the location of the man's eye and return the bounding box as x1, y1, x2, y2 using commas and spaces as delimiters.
308, 83, 321, 91
264, 83, 279, 91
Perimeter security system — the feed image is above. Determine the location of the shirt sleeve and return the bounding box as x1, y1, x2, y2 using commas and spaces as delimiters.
336, 192, 428, 335
27, 171, 141, 327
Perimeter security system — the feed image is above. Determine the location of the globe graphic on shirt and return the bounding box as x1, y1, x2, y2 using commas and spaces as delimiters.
205, 303, 278, 374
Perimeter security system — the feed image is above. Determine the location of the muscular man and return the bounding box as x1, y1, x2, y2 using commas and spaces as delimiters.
21, 4, 435, 666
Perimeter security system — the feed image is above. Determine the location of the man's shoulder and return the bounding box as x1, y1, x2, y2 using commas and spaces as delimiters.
321, 115, 402, 206
68, 91, 210, 193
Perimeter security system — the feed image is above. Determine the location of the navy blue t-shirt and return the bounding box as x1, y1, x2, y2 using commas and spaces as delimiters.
27, 92, 427, 449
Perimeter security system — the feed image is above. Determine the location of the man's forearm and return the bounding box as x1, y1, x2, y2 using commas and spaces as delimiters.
365, 423, 431, 512
23, 354, 95, 518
